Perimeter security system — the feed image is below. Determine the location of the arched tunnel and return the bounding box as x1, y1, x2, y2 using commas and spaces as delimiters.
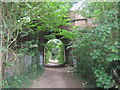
37, 31, 73, 67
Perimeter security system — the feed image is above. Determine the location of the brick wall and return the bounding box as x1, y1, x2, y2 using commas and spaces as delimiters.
59, 11, 89, 31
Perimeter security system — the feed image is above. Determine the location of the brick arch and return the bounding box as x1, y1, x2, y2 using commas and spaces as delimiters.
37, 31, 71, 67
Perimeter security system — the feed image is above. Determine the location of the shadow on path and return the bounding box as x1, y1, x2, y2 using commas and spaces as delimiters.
31, 67, 84, 88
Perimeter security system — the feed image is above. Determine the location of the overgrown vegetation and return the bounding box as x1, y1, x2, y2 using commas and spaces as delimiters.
70, 2, 119, 88
0, 2, 73, 88
2, 64, 44, 88
0, 1, 119, 89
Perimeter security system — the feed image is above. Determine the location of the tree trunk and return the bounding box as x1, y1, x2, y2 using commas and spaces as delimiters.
0, 2, 2, 89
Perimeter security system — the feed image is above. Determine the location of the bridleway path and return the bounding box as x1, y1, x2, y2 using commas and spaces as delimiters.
30, 67, 84, 88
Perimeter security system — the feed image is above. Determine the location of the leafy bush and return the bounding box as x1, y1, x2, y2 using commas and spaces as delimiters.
93, 67, 114, 88
70, 2, 119, 88
45, 50, 51, 63
57, 44, 64, 64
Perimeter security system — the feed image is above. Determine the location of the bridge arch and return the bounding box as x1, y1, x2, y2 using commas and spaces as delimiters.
37, 31, 71, 67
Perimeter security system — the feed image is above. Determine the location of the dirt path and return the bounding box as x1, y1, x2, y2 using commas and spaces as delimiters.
30, 67, 84, 88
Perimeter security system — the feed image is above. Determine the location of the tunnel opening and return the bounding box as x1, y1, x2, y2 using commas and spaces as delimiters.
43, 39, 65, 67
